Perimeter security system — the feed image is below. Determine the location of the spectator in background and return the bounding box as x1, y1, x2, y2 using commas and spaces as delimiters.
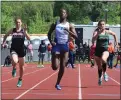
107, 42, 114, 69
47, 43, 52, 62
3, 55, 11, 67
83, 42, 90, 63
67, 37, 75, 68
27, 41, 33, 63
73, 41, 77, 67
83, 42, 88, 48
37, 40, 46, 67
77, 43, 84, 62
114, 43, 121, 68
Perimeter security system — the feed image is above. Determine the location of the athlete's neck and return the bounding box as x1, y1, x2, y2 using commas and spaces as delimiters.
16, 27, 22, 32
99, 28, 105, 33
59, 18, 67, 23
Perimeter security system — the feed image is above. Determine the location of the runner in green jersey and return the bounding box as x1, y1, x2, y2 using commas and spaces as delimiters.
92, 20, 119, 85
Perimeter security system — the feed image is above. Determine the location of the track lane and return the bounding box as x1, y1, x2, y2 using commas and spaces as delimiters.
80, 64, 120, 99
18, 65, 79, 99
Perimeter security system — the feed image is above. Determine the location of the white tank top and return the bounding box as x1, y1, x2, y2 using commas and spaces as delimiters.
55, 21, 70, 44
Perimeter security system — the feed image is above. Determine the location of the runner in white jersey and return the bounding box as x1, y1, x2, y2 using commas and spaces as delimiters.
48, 8, 77, 90
55, 20, 69, 44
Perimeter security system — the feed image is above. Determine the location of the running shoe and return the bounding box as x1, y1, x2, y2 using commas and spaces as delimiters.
12, 68, 16, 77
41, 65, 44, 68
37, 65, 41, 68
103, 73, 109, 82
66, 64, 71, 68
55, 84, 61, 90
72, 66, 76, 69
17, 79, 22, 87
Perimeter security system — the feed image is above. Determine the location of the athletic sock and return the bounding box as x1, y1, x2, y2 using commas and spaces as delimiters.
19, 78, 22, 81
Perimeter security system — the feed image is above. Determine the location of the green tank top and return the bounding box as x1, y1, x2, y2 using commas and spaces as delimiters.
96, 32, 109, 48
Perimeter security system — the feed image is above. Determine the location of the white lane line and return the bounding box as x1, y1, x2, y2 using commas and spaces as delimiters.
15, 71, 58, 99
2, 67, 47, 83
109, 76, 121, 85
3, 92, 77, 96
88, 93, 120, 97
78, 64, 82, 99
2, 68, 12, 73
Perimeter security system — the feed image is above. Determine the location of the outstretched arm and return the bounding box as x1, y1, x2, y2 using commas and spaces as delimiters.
2, 29, 12, 45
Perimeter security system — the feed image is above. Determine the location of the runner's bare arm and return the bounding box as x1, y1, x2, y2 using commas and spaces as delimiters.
2, 29, 13, 44
68, 24, 77, 39
107, 30, 118, 48
92, 31, 98, 44
24, 24, 30, 40
24, 31, 30, 40
47, 23, 56, 44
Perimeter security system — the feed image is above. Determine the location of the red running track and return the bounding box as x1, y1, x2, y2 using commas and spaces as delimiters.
2, 63, 120, 99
